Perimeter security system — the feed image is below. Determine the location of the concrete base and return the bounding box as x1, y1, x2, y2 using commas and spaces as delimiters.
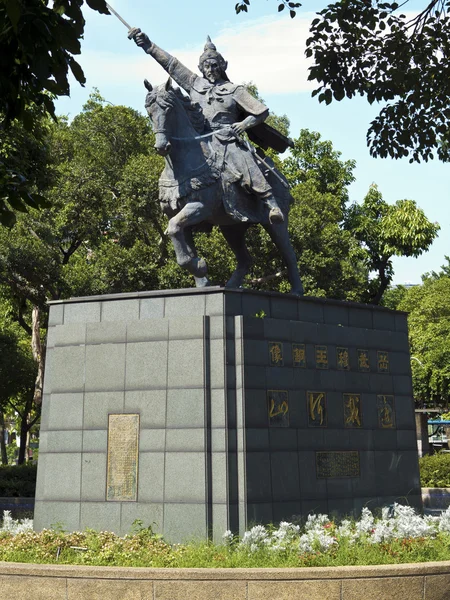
34, 288, 421, 541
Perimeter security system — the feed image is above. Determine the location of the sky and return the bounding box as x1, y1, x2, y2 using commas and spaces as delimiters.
55, 0, 450, 285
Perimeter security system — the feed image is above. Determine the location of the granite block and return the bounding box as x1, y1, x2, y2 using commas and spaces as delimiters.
248, 580, 340, 600
83, 391, 124, 429
53, 323, 86, 347
85, 344, 126, 392
343, 371, 371, 393
165, 294, 205, 317
80, 453, 107, 501
323, 429, 350, 449
290, 321, 319, 344
36, 453, 82, 501
374, 450, 402, 492
0, 575, 67, 600
67, 578, 145, 600
369, 373, 394, 394
138, 453, 165, 502
210, 338, 225, 389
347, 429, 374, 450
326, 477, 354, 499
264, 318, 292, 341
271, 501, 301, 523
298, 300, 324, 323
211, 452, 228, 503
328, 497, 355, 518
349, 307, 373, 329
211, 389, 226, 428
48, 303, 64, 327
167, 339, 204, 388
246, 452, 272, 502
396, 450, 421, 491
323, 304, 349, 326
101, 299, 139, 322
390, 331, 409, 352
270, 296, 298, 320
271, 452, 301, 501
44, 346, 85, 393
297, 428, 326, 451
242, 317, 265, 340
64, 302, 101, 324
286, 390, 308, 428
165, 428, 205, 452
353, 495, 380, 515
269, 428, 297, 451
395, 312, 409, 333
211, 428, 226, 452
139, 297, 164, 320
155, 580, 246, 600
247, 502, 273, 525
394, 375, 414, 396
121, 503, 164, 536
205, 292, 224, 316
164, 452, 206, 502
124, 390, 167, 428
244, 389, 269, 428
266, 366, 293, 390
169, 316, 204, 340
242, 293, 270, 319
86, 322, 127, 345
82, 430, 107, 453
243, 339, 268, 366
212, 503, 229, 543
360, 393, 378, 429
397, 429, 417, 450
44, 392, 84, 431
244, 366, 266, 389
301, 498, 329, 516
209, 315, 225, 339
139, 428, 165, 452
33, 500, 81, 532
125, 341, 168, 390
425, 575, 450, 600
394, 396, 415, 429
298, 450, 328, 500
126, 319, 168, 343
342, 575, 423, 600
224, 291, 242, 316
352, 451, 377, 497
246, 428, 269, 451
373, 309, 397, 331
80, 502, 121, 534
163, 503, 207, 542
39, 430, 82, 453
166, 388, 205, 427
293, 368, 322, 392
389, 351, 412, 375
373, 429, 398, 450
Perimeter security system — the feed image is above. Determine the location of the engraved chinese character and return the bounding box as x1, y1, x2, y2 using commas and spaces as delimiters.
337, 347, 350, 370
357, 349, 370, 372
377, 395, 395, 429
343, 393, 362, 428
269, 342, 283, 366
315, 345, 328, 369
292, 343, 306, 367
308, 391, 327, 427
268, 390, 289, 427
377, 351, 389, 373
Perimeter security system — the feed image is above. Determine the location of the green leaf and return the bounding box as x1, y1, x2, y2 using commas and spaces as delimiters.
5, 0, 21, 29
69, 58, 86, 85
278, 3, 285, 11
85, 0, 109, 15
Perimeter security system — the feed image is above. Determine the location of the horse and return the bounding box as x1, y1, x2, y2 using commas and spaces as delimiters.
144, 78, 304, 295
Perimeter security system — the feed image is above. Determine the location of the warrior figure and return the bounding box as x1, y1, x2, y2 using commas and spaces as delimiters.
130, 28, 286, 224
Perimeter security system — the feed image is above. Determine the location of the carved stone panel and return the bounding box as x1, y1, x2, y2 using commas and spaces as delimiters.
316, 451, 360, 478
107, 414, 139, 502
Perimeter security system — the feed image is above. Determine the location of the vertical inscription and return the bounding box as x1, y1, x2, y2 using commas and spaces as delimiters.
292, 343, 306, 368
315, 345, 328, 369
107, 414, 139, 502
316, 451, 360, 478
268, 390, 289, 427
357, 349, 370, 372
377, 351, 390, 373
377, 395, 396, 429
343, 393, 362, 428
337, 347, 350, 370
269, 342, 284, 366
308, 391, 327, 427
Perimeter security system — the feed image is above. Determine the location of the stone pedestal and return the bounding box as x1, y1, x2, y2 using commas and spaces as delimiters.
34, 288, 421, 542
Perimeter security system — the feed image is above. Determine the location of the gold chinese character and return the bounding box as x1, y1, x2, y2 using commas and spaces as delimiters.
358, 350, 370, 371
269, 343, 283, 365
309, 392, 325, 425
337, 348, 349, 370
293, 344, 305, 365
315, 346, 328, 368
378, 395, 395, 428
344, 395, 361, 427
378, 351, 389, 372
269, 397, 289, 418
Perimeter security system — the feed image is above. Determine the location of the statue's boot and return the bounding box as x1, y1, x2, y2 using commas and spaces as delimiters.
265, 195, 284, 224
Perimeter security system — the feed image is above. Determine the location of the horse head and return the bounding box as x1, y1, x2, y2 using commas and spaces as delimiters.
144, 78, 180, 157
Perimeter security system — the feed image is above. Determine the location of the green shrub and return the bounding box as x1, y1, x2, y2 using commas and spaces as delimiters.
420, 452, 450, 488
0, 464, 37, 497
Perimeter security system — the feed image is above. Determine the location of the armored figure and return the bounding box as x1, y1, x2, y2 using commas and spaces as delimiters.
130, 28, 286, 224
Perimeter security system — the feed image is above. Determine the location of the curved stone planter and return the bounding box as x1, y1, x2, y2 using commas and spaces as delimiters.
1, 560, 450, 600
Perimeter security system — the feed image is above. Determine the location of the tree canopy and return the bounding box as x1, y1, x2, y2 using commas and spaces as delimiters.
236, 0, 450, 163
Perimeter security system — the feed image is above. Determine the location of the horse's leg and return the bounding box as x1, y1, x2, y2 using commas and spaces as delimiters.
264, 223, 304, 296
167, 201, 209, 278
219, 224, 253, 289
184, 226, 210, 288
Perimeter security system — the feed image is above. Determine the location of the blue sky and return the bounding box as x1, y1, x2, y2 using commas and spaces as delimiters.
55, 0, 449, 284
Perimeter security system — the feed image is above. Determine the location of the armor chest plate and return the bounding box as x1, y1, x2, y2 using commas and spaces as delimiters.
190, 86, 242, 127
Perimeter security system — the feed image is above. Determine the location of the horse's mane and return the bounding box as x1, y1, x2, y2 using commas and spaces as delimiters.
145, 84, 205, 134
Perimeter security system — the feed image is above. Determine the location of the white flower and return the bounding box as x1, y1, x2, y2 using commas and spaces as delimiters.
1, 510, 33, 535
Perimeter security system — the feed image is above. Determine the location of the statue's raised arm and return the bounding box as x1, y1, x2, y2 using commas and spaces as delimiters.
129, 28, 197, 94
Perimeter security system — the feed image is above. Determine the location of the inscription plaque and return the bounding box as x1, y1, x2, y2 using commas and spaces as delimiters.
268, 390, 289, 427
377, 351, 390, 373
316, 451, 360, 478
308, 391, 327, 427
315, 345, 328, 369
107, 414, 139, 501
292, 343, 306, 368
357, 349, 370, 372
343, 393, 362, 428
377, 395, 396, 428
337, 347, 350, 370
269, 342, 283, 366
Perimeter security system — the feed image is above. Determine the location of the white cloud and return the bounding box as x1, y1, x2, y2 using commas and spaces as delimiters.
80, 15, 315, 97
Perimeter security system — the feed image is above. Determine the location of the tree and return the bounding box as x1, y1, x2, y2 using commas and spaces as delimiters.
236, 0, 450, 162
345, 184, 440, 304
398, 268, 450, 408
0, 0, 109, 224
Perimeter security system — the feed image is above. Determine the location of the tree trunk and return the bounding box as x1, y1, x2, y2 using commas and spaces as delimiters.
0, 411, 8, 465
17, 395, 34, 465
31, 305, 45, 406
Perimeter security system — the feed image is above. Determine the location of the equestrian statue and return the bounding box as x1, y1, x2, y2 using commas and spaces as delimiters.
128, 26, 304, 295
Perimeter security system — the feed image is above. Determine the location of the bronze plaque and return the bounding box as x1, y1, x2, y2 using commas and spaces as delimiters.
316, 451, 360, 478
107, 414, 139, 502
268, 390, 289, 427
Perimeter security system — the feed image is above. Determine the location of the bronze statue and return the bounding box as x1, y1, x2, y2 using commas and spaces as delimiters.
128, 28, 303, 294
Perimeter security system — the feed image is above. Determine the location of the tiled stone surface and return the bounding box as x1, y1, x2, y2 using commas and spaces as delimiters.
248, 581, 341, 600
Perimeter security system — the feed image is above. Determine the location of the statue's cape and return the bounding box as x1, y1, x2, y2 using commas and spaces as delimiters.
247, 123, 295, 154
